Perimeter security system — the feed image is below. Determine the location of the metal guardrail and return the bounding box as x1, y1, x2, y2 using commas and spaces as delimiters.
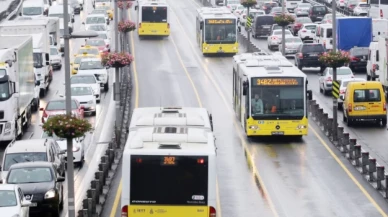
0, 0, 23, 23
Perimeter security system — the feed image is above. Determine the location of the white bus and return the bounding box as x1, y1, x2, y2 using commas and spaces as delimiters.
121, 126, 217, 217
129, 107, 214, 131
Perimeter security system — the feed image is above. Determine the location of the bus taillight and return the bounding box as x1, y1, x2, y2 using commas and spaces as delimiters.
209, 206, 216, 217
121, 205, 128, 217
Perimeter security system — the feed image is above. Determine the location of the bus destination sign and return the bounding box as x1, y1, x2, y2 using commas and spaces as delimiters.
162, 156, 176, 166
206, 19, 235, 24
254, 78, 303, 86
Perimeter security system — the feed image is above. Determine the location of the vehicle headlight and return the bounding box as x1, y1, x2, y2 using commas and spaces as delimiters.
249, 125, 259, 130
73, 146, 80, 152
88, 100, 94, 104
4, 122, 11, 133
233, 47, 237, 50
296, 125, 307, 129
44, 189, 56, 199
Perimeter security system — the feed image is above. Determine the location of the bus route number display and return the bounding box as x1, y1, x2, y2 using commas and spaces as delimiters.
162, 156, 176, 165
255, 78, 301, 86
206, 19, 235, 24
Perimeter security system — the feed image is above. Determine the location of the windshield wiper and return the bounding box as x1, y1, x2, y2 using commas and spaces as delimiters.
13, 159, 18, 163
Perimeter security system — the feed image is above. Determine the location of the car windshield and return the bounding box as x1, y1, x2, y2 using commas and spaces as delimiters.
351, 48, 369, 56
274, 31, 291, 35
298, 4, 311, 8
265, 2, 278, 7
314, 6, 326, 11
273, 25, 282, 30
7, 167, 53, 184
79, 60, 104, 70
88, 25, 107, 31
71, 86, 93, 96
86, 39, 105, 46
74, 56, 87, 64
92, 10, 106, 14
354, 89, 381, 102
3, 153, 47, 171
50, 48, 59, 55
305, 25, 316, 30
23, 7, 43, 15
250, 11, 265, 16
71, 76, 97, 84
97, 6, 110, 10
328, 68, 352, 75
33, 53, 43, 68
49, 13, 64, 18
98, 33, 108, 39
297, 17, 312, 23
46, 100, 77, 110
272, 7, 282, 12
78, 48, 99, 55
359, 3, 370, 7
0, 190, 17, 207
285, 37, 302, 43
86, 16, 105, 24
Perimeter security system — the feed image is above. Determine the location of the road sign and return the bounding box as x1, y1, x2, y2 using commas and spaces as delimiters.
332, 80, 340, 99
246, 15, 253, 28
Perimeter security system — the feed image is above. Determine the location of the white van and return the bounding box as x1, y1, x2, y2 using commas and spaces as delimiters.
20, 0, 45, 18
372, 19, 388, 42
366, 41, 379, 80
314, 24, 333, 50
48, 5, 74, 33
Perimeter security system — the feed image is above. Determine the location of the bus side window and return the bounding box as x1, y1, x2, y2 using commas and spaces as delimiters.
242, 81, 248, 95
376, 50, 379, 62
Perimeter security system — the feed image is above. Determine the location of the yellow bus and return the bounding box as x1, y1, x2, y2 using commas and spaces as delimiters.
233, 52, 313, 137
196, 7, 238, 55
135, 0, 170, 37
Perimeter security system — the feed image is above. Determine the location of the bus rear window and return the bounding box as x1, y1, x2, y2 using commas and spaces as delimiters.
130, 155, 209, 205
142, 6, 167, 23
256, 16, 274, 26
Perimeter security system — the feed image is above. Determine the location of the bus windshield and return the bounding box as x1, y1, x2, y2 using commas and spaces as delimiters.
130, 155, 208, 205
141, 6, 167, 23
204, 19, 236, 44
250, 77, 305, 120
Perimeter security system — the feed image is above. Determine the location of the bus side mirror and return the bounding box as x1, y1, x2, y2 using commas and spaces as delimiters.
135, 6, 138, 10
307, 90, 312, 100
242, 81, 248, 96
200, 22, 203, 30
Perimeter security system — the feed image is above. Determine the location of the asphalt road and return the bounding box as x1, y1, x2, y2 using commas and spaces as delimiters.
101, 0, 388, 217
0, 1, 116, 217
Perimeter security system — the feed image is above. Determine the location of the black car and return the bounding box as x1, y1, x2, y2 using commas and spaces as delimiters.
308, 5, 328, 22
252, 15, 275, 38
6, 162, 65, 217
294, 43, 326, 71
349, 47, 368, 72
261, 2, 279, 14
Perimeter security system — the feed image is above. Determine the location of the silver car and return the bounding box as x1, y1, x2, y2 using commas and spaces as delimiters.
294, 3, 311, 17
278, 37, 303, 55
267, 29, 292, 50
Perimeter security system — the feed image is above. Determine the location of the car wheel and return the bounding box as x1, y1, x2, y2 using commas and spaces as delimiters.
367, 74, 371, 81
382, 118, 387, 127
92, 111, 96, 116
297, 63, 302, 70
52, 206, 60, 217
39, 88, 46, 98
59, 188, 64, 210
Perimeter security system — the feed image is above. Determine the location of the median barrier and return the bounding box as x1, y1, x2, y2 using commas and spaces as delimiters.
238, 33, 261, 53
308, 98, 388, 199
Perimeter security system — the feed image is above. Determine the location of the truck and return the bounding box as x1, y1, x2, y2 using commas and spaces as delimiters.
372, 19, 388, 42
336, 17, 373, 51
0, 19, 52, 97
370, 36, 388, 97
0, 35, 37, 141
38, 17, 60, 51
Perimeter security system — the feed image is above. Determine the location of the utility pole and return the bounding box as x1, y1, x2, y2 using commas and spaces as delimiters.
332, 0, 338, 142
281, 0, 286, 55
247, 6, 250, 52
114, 0, 121, 135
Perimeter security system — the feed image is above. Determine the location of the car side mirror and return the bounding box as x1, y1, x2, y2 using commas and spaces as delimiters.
72, 18, 75, 23
61, 53, 64, 57
57, 176, 65, 182
340, 95, 344, 100
82, 22, 85, 25
0, 165, 2, 171
307, 90, 312, 100
376, 65, 380, 70
54, 42, 58, 46
19, 12, 21, 16
35, 80, 40, 86
39, 107, 44, 111
21, 200, 32, 207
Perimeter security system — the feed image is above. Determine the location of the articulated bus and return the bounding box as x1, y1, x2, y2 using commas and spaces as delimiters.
196, 7, 238, 55
232, 52, 312, 137
129, 107, 214, 131
135, 0, 170, 37
121, 126, 217, 217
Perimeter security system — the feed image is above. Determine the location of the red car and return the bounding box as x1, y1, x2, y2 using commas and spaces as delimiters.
85, 38, 110, 52
40, 99, 85, 123
291, 17, 312, 35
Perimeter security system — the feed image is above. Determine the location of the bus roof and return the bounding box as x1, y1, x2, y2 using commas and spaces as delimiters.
196, 7, 236, 20
123, 127, 216, 155
235, 53, 307, 79
139, 0, 168, 7
129, 107, 212, 130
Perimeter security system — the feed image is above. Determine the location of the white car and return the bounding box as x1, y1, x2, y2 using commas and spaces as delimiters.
233, 5, 245, 17
338, 78, 366, 107
0, 184, 31, 217
83, 14, 107, 31
225, 0, 240, 11
87, 24, 108, 34
267, 29, 292, 50
71, 84, 97, 116
50, 46, 63, 70
90, 8, 110, 23
77, 58, 109, 92
298, 23, 318, 40
278, 37, 303, 55
97, 32, 110, 47
353, 2, 370, 16
294, 3, 311, 17
336, 0, 347, 8
319, 67, 355, 95
70, 74, 101, 102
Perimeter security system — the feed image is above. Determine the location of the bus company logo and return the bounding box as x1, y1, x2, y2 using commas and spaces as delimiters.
155, 209, 167, 214
192, 195, 204, 200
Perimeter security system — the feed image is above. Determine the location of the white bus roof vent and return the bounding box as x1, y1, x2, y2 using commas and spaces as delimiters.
154, 127, 188, 134
245, 59, 260, 67
253, 51, 269, 56
158, 143, 182, 149
160, 107, 182, 113
265, 66, 283, 73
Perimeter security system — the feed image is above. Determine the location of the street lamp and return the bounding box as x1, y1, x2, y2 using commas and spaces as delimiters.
62, 1, 99, 217
332, 0, 338, 142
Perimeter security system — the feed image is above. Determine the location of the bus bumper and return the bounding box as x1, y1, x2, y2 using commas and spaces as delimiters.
138, 28, 170, 36
246, 118, 308, 136
202, 43, 238, 54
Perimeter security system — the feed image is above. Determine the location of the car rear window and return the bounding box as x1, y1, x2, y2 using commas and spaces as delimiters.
302, 44, 324, 52
353, 89, 381, 102
351, 48, 368, 56
313, 6, 326, 11
256, 16, 274, 26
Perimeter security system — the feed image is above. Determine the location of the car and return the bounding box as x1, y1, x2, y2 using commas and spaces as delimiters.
71, 53, 98, 75
260, 1, 279, 14
97, 32, 111, 46
77, 45, 101, 58
267, 29, 292, 50
345, 0, 358, 11
85, 38, 110, 53
225, 0, 240, 11
353, 2, 370, 16
77, 58, 109, 91
42, 131, 86, 166
49, 46, 63, 70
278, 37, 303, 55
78, 0, 84, 10
5, 162, 65, 217
308, 5, 328, 22
0, 184, 32, 217
336, 0, 347, 8
87, 24, 109, 34
96, 5, 113, 20
233, 4, 245, 17
90, 8, 110, 23
239, 8, 265, 27
56, 0, 80, 14
70, 74, 101, 102
298, 23, 318, 40
40, 99, 85, 123
319, 67, 355, 95
294, 43, 326, 71
269, 7, 283, 16
320, 13, 344, 24
93, 0, 111, 8
290, 17, 312, 35
70, 84, 97, 115
294, 3, 311, 17
337, 78, 366, 107
271, 24, 282, 34
349, 46, 369, 72
83, 14, 107, 31
0, 138, 66, 182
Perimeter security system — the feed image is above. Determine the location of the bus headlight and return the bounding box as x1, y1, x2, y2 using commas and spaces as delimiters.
296, 125, 307, 129
233, 47, 237, 50
204, 47, 208, 50
249, 125, 259, 130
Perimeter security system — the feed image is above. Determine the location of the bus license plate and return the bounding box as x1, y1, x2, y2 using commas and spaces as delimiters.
151, 30, 157, 33
272, 131, 284, 135
217, 50, 224, 53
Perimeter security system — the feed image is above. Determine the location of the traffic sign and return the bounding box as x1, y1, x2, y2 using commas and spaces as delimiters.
332, 80, 340, 99
246, 14, 253, 28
